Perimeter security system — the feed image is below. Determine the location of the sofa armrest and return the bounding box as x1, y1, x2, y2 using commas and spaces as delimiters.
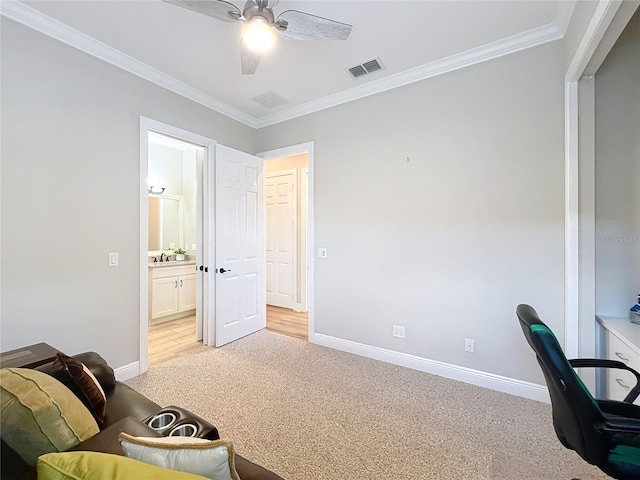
69, 416, 162, 456
235, 455, 285, 480
71, 352, 116, 392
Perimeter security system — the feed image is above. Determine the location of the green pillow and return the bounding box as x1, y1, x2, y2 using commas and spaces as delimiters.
38, 451, 209, 480
0, 368, 99, 466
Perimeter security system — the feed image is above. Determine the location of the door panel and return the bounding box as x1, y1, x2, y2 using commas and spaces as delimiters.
215, 145, 265, 346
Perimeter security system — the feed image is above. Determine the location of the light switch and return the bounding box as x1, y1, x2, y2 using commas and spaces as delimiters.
108, 253, 119, 267
317, 248, 328, 259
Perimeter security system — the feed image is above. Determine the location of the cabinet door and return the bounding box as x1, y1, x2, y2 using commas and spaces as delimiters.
178, 273, 197, 312
152, 277, 179, 319
606, 332, 640, 404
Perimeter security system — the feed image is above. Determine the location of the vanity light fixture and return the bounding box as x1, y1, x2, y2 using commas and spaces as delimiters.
148, 186, 166, 195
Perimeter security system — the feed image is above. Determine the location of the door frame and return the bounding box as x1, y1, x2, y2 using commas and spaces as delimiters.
299, 167, 309, 313
139, 116, 217, 374
257, 142, 314, 340
564, 0, 630, 362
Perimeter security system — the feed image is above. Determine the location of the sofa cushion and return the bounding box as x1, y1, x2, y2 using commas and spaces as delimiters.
51, 353, 107, 426
37, 451, 209, 480
0, 368, 99, 466
119, 433, 240, 480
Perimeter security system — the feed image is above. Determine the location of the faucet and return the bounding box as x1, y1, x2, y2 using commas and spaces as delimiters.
159, 252, 167, 262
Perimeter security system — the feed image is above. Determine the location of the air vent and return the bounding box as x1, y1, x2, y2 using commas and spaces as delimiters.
347, 58, 385, 79
251, 90, 289, 110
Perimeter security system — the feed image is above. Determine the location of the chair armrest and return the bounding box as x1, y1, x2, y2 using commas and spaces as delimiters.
72, 352, 116, 392
598, 399, 640, 419
569, 358, 640, 403
599, 416, 640, 434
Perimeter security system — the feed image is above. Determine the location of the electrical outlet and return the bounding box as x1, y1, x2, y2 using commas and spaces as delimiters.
393, 325, 405, 339
464, 338, 475, 353
317, 248, 328, 259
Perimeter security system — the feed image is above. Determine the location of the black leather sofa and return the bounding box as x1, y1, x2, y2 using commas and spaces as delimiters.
1, 351, 284, 480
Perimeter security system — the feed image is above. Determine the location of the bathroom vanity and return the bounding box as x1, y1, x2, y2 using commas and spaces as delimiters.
149, 261, 197, 324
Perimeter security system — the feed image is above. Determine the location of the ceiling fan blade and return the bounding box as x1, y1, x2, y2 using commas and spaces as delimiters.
240, 42, 263, 74
276, 10, 352, 40
162, 0, 241, 22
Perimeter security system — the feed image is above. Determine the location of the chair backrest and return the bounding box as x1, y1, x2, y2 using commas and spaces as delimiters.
516, 304, 609, 465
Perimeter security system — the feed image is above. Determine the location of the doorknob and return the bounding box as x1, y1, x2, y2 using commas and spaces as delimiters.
218, 268, 231, 274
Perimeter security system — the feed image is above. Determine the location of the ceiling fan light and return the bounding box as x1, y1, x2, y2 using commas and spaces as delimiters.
242, 19, 276, 53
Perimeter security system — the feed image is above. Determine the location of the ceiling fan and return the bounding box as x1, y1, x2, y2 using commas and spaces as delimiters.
163, 0, 353, 75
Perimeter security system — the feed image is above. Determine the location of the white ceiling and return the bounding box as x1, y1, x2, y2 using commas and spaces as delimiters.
5, 1, 574, 127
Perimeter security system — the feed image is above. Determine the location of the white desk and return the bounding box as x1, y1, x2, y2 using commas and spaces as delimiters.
596, 315, 640, 403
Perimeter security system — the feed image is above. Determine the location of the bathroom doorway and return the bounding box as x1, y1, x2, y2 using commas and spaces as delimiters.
147, 131, 205, 365
139, 117, 218, 374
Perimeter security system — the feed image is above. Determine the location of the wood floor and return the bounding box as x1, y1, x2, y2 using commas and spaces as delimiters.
148, 315, 201, 366
265, 305, 308, 340
148, 306, 308, 366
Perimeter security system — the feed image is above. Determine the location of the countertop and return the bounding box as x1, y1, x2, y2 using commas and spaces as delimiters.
597, 315, 640, 355
148, 260, 197, 268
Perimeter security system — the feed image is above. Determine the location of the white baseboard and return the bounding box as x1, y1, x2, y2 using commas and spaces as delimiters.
114, 361, 140, 382
310, 333, 549, 403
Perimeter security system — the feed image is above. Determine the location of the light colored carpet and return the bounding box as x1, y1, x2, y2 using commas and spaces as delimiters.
126, 330, 610, 480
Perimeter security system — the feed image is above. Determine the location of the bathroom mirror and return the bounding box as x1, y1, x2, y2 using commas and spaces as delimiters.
148, 194, 184, 252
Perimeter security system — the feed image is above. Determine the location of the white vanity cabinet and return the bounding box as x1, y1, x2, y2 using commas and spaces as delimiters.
596, 316, 640, 404
150, 264, 197, 321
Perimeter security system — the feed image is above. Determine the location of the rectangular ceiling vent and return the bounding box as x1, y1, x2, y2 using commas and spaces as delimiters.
347, 58, 385, 79
251, 90, 289, 110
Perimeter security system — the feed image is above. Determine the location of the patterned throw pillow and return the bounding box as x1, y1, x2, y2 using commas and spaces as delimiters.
119, 433, 240, 480
52, 353, 107, 426
0, 368, 99, 466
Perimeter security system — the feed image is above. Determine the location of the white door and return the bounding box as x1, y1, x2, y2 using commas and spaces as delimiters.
215, 145, 265, 346
266, 171, 296, 308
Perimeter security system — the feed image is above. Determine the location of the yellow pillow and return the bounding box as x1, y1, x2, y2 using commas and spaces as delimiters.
37, 451, 209, 480
0, 368, 99, 466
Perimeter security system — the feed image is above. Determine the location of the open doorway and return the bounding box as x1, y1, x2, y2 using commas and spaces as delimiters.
139, 117, 219, 375
261, 145, 313, 341
146, 131, 204, 365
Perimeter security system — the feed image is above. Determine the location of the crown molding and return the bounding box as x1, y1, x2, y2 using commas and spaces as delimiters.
2, 0, 564, 130
254, 22, 563, 128
0, 0, 258, 128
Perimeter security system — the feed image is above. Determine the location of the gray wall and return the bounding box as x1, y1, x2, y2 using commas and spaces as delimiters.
1, 16, 567, 385
256, 41, 565, 384
0, 19, 254, 367
594, 9, 640, 317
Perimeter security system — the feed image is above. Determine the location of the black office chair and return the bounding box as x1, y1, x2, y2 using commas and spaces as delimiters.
516, 304, 640, 479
